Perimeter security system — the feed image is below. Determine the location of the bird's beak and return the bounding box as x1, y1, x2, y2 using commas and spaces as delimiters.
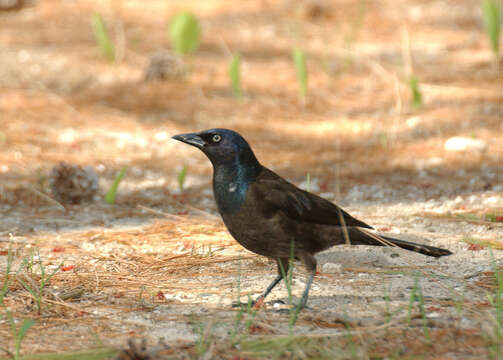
172, 132, 206, 149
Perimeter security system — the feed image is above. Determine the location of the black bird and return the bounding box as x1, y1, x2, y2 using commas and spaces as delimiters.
172, 129, 452, 310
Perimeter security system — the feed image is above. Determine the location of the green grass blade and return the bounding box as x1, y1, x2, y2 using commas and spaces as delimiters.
105, 167, 127, 204
17, 319, 35, 348
169, 12, 200, 55
229, 53, 242, 97
17, 277, 35, 300
1, 247, 14, 302
17, 347, 118, 360
409, 75, 422, 109
40, 261, 63, 290
482, 0, 501, 56
292, 48, 308, 99
177, 165, 188, 192
91, 14, 115, 61
407, 275, 419, 323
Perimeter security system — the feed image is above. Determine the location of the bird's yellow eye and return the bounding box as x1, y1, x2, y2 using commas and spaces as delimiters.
212, 134, 222, 143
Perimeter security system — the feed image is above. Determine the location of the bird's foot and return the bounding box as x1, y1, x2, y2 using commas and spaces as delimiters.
231, 299, 263, 309
271, 301, 311, 314
232, 298, 286, 310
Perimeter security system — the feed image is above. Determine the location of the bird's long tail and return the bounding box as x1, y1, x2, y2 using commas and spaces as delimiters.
350, 228, 452, 258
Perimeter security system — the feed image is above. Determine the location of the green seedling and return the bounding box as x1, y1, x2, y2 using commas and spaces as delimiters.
169, 12, 200, 55
7, 347, 118, 359
407, 275, 419, 323
409, 75, 422, 109
417, 283, 430, 343
17, 248, 63, 315
91, 14, 115, 61
239, 335, 339, 359
177, 164, 188, 192
485, 213, 503, 222
482, 0, 501, 62
379, 132, 389, 148
305, 173, 311, 192
486, 249, 503, 358
230, 259, 257, 343
229, 53, 242, 97
342, 313, 359, 359
1, 248, 36, 360
292, 47, 308, 101
278, 240, 302, 330
105, 167, 127, 204
407, 273, 430, 343
383, 283, 392, 323
5, 317, 36, 360
1, 247, 15, 303
193, 318, 216, 356
231, 259, 244, 341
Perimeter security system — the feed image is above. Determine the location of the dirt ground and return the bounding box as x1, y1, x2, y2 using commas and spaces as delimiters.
1, 0, 503, 358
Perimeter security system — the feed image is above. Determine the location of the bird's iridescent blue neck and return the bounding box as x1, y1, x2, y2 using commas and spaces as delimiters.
212, 156, 260, 214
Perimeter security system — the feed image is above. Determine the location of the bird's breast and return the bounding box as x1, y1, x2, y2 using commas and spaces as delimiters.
213, 179, 248, 214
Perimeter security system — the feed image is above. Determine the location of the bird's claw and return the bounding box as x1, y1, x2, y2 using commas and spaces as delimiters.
231, 298, 288, 310
271, 302, 312, 314
231, 299, 263, 309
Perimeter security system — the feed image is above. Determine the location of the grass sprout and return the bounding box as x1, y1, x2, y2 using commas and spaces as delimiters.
292, 47, 308, 101
1, 248, 36, 360
177, 164, 188, 192
229, 53, 242, 97
17, 347, 118, 359
485, 250, 503, 357
105, 167, 127, 204
91, 14, 115, 61
482, 0, 501, 64
169, 12, 200, 55
407, 274, 419, 323
278, 240, 302, 330
409, 75, 422, 109
17, 248, 62, 315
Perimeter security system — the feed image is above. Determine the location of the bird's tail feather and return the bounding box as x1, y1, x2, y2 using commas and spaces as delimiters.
353, 228, 452, 258
380, 235, 452, 257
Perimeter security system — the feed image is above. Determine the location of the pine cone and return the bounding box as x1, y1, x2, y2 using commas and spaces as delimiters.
116, 339, 169, 360
49, 163, 98, 204
144, 50, 185, 81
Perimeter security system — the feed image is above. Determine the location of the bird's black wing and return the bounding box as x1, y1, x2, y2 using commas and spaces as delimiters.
254, 168, 373, 229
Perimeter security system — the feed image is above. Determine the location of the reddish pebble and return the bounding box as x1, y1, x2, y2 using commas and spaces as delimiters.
468, 243, 484, 251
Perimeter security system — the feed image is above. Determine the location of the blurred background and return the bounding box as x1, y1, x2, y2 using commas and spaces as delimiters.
1, 0, 502, 216
1, 1, 503, 357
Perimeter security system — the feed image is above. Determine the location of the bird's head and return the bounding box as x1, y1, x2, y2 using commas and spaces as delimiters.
172, 128, 261, 170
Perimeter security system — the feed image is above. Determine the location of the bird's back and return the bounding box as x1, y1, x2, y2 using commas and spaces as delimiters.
219, 167, 372, 259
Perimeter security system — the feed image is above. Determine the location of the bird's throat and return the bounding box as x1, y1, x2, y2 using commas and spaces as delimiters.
212, 162, 257, 214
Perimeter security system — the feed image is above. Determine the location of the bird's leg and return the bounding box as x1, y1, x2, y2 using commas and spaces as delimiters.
252, 258, 289, 308
297, 266, 316, 310
258, 274, 283, 300
296, 254, 317, 311
232, 258, 288, 309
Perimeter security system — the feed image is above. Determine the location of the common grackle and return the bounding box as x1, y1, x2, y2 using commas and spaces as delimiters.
172, 129, 452, 310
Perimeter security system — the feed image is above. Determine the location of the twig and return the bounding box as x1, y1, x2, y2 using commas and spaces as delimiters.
27, 186, 67, 212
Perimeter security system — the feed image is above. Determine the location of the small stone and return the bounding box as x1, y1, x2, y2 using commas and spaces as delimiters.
444, 137, 487, 152
322, 262, 342, 273
406, 116, 422, 128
